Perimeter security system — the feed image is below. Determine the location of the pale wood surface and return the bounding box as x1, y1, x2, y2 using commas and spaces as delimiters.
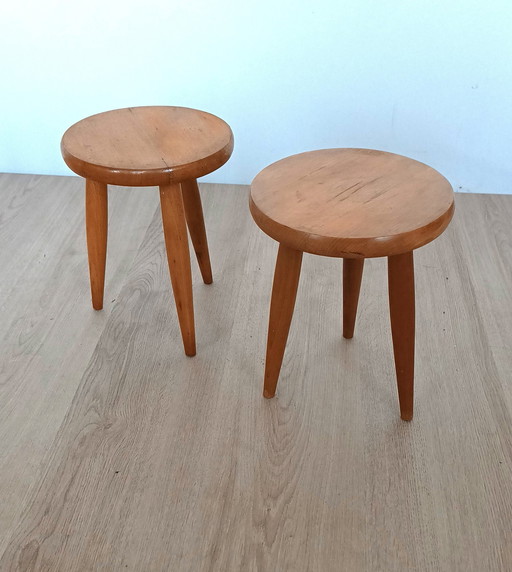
0, 173, 511, 571
61, 106, 234, 186
250, 149, 454, 257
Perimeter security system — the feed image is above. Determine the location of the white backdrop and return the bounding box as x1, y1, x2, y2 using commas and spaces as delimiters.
1, 0, 511, 192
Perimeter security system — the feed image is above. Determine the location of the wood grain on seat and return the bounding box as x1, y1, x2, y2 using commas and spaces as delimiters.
61, 106, 234, 187
250, 148, 454, 258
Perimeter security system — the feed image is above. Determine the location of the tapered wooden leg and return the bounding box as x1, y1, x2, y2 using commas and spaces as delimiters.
388, 251, 415, 421
343, 258, 365, 339
180, 179, 213, 284
160, 183, 196, 356
263, 244, 303, 398
85, 179, 108, 311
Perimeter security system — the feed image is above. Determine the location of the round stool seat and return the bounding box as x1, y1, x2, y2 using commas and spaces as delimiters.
250, 148, 454, 258
61, 106, 234, 187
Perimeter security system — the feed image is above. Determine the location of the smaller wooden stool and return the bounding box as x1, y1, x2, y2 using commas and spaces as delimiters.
61, 106, 233, 356
250, 149, 454, 420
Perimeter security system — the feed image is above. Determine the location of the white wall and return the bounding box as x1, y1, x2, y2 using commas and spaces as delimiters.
1, 0, 511, 192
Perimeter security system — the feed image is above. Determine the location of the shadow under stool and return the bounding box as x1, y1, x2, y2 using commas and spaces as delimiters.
61, 106, 234, 356
250, 148, 454, 420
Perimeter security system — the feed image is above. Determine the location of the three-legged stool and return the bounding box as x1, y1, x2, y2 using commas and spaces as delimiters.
61, 106, 234, 356
250, 149, 454, 420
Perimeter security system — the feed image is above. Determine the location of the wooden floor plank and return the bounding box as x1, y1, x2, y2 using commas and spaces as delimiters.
0, 178, 511, 571
0, 174, 159, 558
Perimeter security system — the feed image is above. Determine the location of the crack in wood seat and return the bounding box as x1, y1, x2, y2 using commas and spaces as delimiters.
250, 148, 454, 420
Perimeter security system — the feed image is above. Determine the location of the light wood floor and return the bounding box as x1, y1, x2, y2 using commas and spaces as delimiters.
0, 173, 511, 571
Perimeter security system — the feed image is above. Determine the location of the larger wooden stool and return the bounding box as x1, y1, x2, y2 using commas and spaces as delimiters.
250, 149, 454, 420
61, 106, 233, 356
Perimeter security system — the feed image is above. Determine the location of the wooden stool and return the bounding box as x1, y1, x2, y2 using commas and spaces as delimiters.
61, 106, 233, 356
250, 149, 454, 420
